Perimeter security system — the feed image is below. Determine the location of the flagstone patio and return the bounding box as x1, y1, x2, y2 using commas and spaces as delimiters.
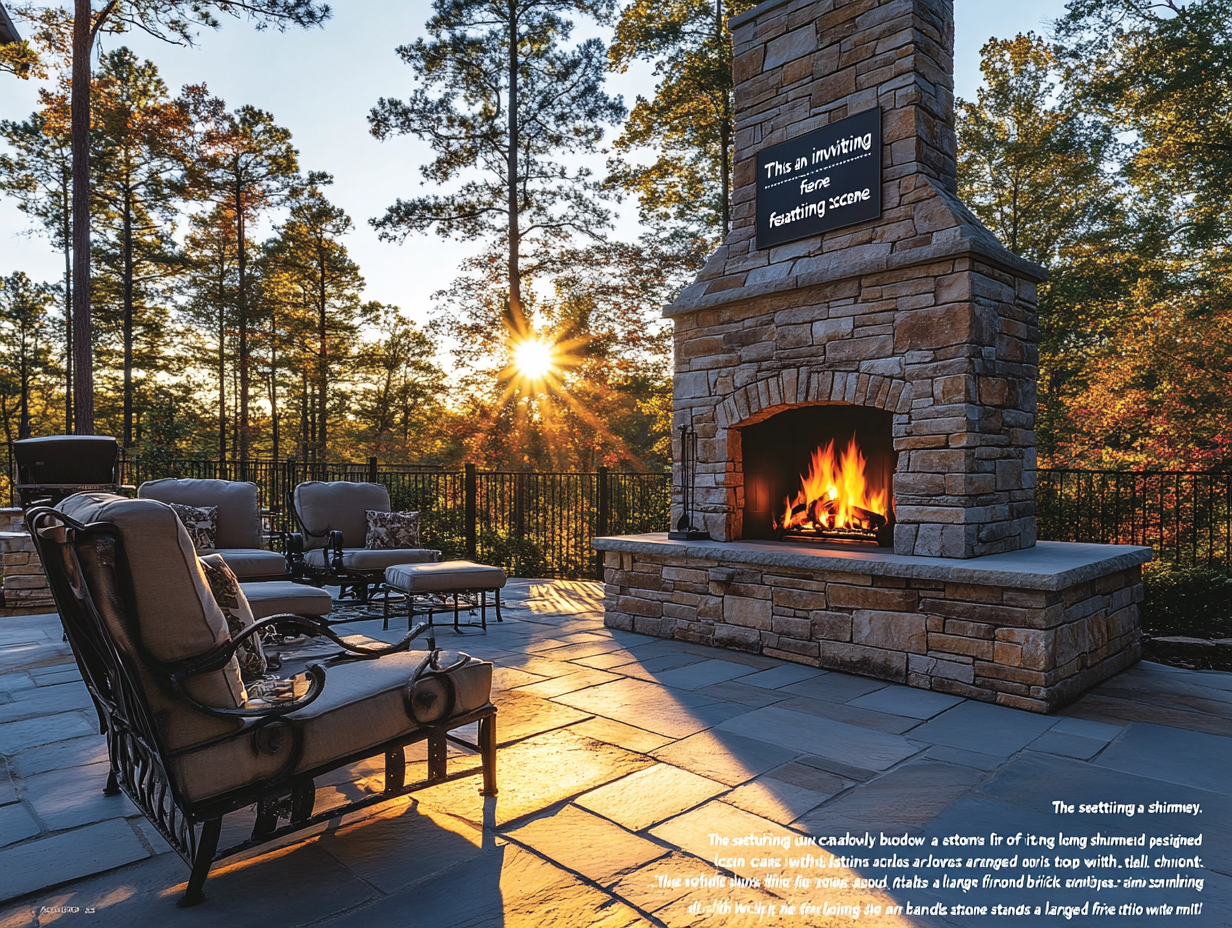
0, 579, 1228, 927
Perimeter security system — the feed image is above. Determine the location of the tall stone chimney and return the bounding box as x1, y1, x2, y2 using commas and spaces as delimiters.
668, 0, 1047, 559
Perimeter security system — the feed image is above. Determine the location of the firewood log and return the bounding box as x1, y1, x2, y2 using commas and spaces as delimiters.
852, 506, 887, 530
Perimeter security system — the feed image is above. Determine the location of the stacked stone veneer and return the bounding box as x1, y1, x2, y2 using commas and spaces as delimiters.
0, 507, 53, 616
599, 540, 1146, 712
668, 0, 1047, 559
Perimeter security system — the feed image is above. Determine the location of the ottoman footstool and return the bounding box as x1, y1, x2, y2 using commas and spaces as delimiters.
383, 561, 507, 643
241, 580, 334, 620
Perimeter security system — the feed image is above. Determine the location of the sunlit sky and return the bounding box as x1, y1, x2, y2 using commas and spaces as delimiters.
0, 1, 1071, 328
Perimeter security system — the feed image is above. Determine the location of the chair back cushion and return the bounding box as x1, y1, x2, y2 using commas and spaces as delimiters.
294, 482, 390, 550
57, 492, 247, 719
139, 478, 262, 549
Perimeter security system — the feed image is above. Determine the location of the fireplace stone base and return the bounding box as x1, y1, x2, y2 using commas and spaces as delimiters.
594, 536, 1150, 713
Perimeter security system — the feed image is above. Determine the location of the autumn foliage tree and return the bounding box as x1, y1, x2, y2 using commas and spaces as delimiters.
607, 0, 756, 240
1048, 0, 1232, 468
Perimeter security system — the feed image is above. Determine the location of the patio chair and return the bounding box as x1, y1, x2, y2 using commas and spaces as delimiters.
288, 481, 440, 602
138, 478, 289, 582
26, 492, 497, 907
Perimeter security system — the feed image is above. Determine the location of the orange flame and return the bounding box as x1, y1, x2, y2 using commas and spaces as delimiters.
774, 436, 889, 533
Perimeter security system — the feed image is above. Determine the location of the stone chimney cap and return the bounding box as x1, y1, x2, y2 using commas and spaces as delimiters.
728, 0, 796, 30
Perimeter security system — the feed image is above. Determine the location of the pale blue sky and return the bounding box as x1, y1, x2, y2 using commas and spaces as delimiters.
0, 1, 1071, 327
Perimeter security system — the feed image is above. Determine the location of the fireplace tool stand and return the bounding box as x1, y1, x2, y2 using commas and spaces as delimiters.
668, 423, 710, 541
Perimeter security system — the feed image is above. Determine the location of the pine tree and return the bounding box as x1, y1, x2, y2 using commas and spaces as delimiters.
607, 0, 756, 240
180, 205, 239, 458
181, 88, 300, 460
352, 305, 446, 459
261, 177, 367, 459
2, 0, 328, 434
0, 97, 75, 431
0, 271, 58, 443
368, 0, 624, 339
90, 48, 189, 446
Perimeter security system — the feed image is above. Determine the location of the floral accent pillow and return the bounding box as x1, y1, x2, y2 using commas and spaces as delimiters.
245, 673, 310, 706
170, 503, 218, 553
365, 510, 421, 549
199, 552, 266, 682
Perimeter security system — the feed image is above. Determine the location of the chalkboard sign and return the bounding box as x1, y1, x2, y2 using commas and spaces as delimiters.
755, 107, 882, 250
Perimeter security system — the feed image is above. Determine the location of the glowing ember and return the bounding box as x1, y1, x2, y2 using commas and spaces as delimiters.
774, 436, 890, 535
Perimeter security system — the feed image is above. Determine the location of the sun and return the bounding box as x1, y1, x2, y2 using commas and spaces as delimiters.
511, 337, 556, 381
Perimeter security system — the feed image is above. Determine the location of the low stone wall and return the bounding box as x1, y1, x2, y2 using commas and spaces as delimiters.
0, 508, 54, 616
597, 535, 1149, 713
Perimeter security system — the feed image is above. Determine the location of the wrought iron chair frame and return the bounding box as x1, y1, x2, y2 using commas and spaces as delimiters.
285, 491, 440, 606
26, 505, 497, 907
285, 520, 398, 603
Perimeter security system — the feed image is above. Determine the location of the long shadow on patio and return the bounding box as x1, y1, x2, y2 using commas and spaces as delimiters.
0, 579, 1228, 927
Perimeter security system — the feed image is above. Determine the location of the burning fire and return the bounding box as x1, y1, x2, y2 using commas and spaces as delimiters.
775, 436, 890, 535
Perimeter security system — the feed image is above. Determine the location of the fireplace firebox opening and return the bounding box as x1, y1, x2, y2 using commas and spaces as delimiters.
741, 406, 896, 546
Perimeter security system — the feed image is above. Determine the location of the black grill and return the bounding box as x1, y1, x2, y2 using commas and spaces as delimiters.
14, 435, 121, 508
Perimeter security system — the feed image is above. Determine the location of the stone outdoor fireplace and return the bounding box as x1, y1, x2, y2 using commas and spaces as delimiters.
665, 0, 1041, 560
596, 0, 1151, 712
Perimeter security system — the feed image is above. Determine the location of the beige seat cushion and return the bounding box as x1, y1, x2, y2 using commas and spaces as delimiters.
241, 581, 333, 619
169, 649, 493, 803
56, 492, 247, 751
139, 478, 262, 549
214, 547, 289, 580
304, 547, 441, 571
385, 561, 507, 594
294, 482, 391, 551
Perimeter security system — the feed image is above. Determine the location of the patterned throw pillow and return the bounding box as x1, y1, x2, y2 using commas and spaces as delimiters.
365, 510, 421, 549
170, 503, 218, 552
199, 552, 266, 682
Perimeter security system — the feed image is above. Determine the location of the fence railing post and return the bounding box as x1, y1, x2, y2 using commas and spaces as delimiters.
597, 466, 610, 537
464, 462, 477, 561
514, 473, 527, 540
368, 456, 378, 484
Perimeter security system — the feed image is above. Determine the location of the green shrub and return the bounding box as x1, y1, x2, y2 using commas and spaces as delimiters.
1140, 561, 1232, 639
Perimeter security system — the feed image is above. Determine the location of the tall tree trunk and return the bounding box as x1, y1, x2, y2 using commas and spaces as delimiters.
122, 187, 134, 447
218, 266, 227, 460
716, 0, 731, 236
235, 183, 249, 461
506, 0, 523, 336
269, 308, 279, 460
71, 0, 93, 435
62, 175, 72, 434
231, 361, 239, 459
18, 343, 30, 440
317, 241, 327, 459
300, 370, 309, 461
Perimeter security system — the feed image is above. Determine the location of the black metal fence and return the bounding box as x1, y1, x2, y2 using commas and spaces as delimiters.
1036, 470, 1232, 570
4, 442, 1228, 576
90, 454, 668, 580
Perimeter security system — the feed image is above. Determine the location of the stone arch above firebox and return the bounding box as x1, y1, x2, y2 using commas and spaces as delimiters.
713, 367, 911, 431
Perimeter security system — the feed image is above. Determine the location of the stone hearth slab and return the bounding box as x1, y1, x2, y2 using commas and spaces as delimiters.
595, 535, 1151, 592
597, 535, 1148, 712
